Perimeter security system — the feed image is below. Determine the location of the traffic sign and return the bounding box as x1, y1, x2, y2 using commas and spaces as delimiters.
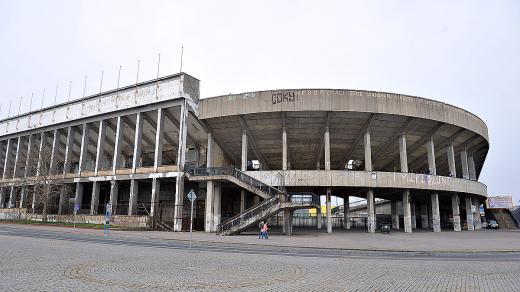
187, 189, 197, 202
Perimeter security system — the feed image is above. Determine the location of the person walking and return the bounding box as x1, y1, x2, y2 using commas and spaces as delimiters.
261, 222, 269, 239
258, 221, 264, 239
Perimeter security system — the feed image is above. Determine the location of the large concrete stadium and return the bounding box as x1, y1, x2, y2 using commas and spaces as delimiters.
0, 73, 489, 235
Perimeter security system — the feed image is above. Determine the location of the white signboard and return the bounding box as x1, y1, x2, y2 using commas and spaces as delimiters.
487, 196, 513, 209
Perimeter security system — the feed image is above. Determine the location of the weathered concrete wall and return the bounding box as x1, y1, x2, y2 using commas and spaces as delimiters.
245, 170, 487, 198
199, 89, 489, 143
0, 208, 151, 228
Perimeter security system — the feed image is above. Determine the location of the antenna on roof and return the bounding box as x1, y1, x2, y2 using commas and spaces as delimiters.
82, 75, 87, 98
29, 92, 34, 111
99, 70, 104, 93
53, 85, 58, 106
18, 96, 22, 115
179, 46, 184, 73
40, 89, 45, 109
67, 81, 72, 102
7, 101, 11, 118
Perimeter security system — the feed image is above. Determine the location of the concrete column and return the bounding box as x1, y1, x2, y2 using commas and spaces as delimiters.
468, 153, 477, 181
282, 124, 288, 170
421, 204, 429, 229
90, 181, 100, 215
461, 148, 470, 179
150, 178, 160, 217
465, 197, 474, 231
19, 186, 27, 209
75, 182, 84, 210
36, 132, 47, 177
403, 190, 412, 233
241, 130, 247, 171
431, 192, 441, 232
283, 209, 293, 235
447, 143, 456, 177
2, 139, 12, 180
411, 202, 417, 229
451, 194, 461, 232
344, 195, 350, 229
94, 120, 106, 176
0, 187, 5, 208
11, 136, 23, 180
0, 143, 6, 178
205, 180, 214, 232
128, 179, 138, 215
364, 130, 372, 171
326, 188, 332, 233
253, 195, 260, 205
367, 188, 375, 233
324, 127, 331, 171
154, 108, 165, 172
49, 129, 59, 174
78, 124, 90, 175
63, 127, 74, 175
58, 185, 66, 214
8, 186, 16, 208
473, 197, 482, 230
174, 101, 188, 232
426, 138, 436, 175
109, 181, 119, 215
112, 117, 124, 175
24, 135, 33, 177
316, 207, 322, 229
212, 182, 221, 232
240, 190, 246, 213
132, 113, 143, 173
399, 134, 408, 172
391, 200, 400, 229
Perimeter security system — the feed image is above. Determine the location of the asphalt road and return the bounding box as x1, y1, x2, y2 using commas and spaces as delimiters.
1, 224, 520, 291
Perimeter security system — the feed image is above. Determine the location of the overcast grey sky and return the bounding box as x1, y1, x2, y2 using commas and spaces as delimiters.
1, 0, 519, 203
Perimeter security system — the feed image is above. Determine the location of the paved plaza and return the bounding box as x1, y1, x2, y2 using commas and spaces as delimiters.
1, 224, 520, 291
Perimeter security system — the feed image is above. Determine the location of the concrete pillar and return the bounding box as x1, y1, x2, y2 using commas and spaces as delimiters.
447, 143, 456, 177
174, 101, 188, 231
8, 186, 16, 208
23, 135, 33, 177
399, 134, 408, 172
411, 202, 417, 229
0, 187, 6, 208
421, 204, 429, 229
112, 117, 124, 174
63, 127, 74, 175
58, 186, 66, 214
150, 178, 160, 217
403, 190, 412, 233
90, 181, 100, 215
282, 123, 287, 170
391, 200, 400, 229
461, 148, 470, 179
240, 190, 246, 213
212, 182, 221, 232
326, 187, 332, 233
451, 194, 461, 232
367, 188, 375, 233
19, 186, 27, 209
94, 120, 106, 176
205, 180, 214, 232
78, 124, 90, 175
154, 108, 165, 172
316, 207, 322, 229
11, 136, 23, 181
344, 195, 351, 229
468, 153, 477, 181
364, 130, 372, 171
253, 195, 260, 205
49, 129, 59, 174
109, 181, 119, 215
465, 197, 474, 231
75, 182, 84, 210
132, 113, 143, 173
241, 130, 247, 171
324, 126, 330, 171
283, 209, 293, 235
128, 179, 138, 215
473, 197, 482, 230
2, 139, 12, 180
431, 192, 441, 232
426, 138, 436, 175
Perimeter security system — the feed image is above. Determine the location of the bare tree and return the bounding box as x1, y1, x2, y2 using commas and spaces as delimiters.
22, 144, 70, 222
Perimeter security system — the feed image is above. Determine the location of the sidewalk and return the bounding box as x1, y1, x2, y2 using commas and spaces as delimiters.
2, 222, 519, 252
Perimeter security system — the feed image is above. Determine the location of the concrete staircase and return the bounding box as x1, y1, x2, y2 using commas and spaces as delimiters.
511, 207, 520, 227
490, 209, 518, 229
189, 167, 320, 235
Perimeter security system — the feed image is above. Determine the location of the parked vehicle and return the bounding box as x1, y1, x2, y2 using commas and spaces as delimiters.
486, 220, 499, 229
380, 222, 391, 234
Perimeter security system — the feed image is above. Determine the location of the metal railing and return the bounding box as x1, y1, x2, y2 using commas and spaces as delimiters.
190, 167, 283, 197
